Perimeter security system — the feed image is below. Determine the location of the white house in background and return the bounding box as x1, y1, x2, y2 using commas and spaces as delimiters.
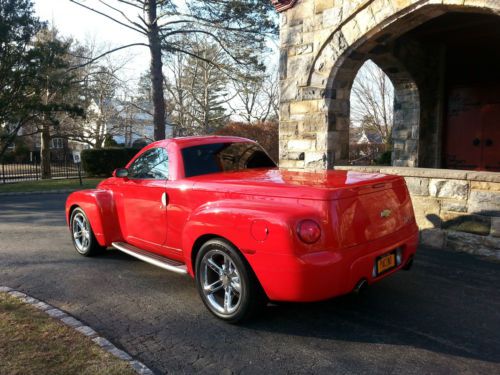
108, 100, 173, 147
70, 99, 173, 151
356, 129, 383, 145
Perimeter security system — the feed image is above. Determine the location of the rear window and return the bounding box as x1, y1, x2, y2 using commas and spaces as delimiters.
182, 142, 276, 177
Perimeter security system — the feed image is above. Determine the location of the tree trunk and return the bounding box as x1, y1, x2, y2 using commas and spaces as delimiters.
40, 124, 51, 179
147, 0, 166, 141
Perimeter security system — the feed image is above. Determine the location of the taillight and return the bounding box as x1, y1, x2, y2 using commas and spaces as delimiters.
297, 220, 321, 244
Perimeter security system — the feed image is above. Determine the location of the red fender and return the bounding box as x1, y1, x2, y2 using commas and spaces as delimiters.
66, 189, 122, 247
181, 199, 320, 277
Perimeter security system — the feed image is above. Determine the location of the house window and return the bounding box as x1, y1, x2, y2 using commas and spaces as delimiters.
50, 138, 64, 149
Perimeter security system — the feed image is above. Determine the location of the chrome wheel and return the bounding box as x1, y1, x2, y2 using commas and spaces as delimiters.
72, 212, 91, 254
200, 249, 243, 315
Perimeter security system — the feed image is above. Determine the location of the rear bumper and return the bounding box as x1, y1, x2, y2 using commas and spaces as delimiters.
248, 225, 419, 302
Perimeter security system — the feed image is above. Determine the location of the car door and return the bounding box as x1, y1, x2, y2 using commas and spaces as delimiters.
118, 147, 169, 253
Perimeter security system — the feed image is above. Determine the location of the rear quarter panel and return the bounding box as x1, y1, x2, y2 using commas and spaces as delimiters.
180, 190, 329, 276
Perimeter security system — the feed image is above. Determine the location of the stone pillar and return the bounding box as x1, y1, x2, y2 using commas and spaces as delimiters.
278, 0, 330, 170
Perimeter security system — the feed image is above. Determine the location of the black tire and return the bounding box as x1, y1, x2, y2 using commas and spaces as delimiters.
195, 238, 266, 323
69, 207, 105, 257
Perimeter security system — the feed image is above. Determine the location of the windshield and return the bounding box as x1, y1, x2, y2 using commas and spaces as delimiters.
181, 142, 277, 177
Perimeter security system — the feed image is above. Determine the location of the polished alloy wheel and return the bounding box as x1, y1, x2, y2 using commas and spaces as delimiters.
72, 212, 91, 254
200, 249, 243, 315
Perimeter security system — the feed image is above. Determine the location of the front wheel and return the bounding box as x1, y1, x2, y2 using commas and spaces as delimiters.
195, 239, 266, 323
70, 207, 105, 257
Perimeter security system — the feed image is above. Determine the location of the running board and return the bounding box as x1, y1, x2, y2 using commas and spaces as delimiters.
111, 242, 188, 275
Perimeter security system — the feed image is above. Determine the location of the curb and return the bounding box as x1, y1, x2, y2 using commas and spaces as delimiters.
0, 189, 77, 197
0, 286, 154, 375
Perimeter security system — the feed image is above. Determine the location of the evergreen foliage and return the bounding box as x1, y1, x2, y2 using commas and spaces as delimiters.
81, 148, 139, 177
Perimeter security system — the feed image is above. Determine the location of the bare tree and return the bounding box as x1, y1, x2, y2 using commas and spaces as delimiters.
230, 69, 279, 123
163, 52, 197, 136
350, 60, 394, 144
61, 39, 129, 148
68, 0, 277, 141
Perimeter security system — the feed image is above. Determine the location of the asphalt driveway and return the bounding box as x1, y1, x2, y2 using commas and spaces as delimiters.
0, 193, 499, 374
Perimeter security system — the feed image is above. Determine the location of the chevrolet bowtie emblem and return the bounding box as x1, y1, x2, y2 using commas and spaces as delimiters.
380, 209, 392, 218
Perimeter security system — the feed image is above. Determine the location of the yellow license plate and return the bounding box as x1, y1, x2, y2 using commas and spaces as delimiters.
377, 253, 396, 274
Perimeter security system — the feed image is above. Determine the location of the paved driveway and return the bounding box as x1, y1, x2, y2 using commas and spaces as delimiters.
0, 193, 499, 374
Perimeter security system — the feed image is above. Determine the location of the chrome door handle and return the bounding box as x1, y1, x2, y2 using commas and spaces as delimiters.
161, 192, 168, 207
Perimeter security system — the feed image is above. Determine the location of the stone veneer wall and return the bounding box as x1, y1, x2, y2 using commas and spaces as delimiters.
335, 166, 500, 260
278, 0, 500, 170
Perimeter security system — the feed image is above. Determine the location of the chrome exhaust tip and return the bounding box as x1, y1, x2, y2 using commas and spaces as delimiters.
353, 279, 368, 294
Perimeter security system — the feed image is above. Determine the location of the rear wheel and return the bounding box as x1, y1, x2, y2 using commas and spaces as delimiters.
195, 239, 266, 323
70, 207, 105, 257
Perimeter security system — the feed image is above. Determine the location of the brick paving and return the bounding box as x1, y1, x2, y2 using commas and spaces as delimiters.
0, 193, 499, 374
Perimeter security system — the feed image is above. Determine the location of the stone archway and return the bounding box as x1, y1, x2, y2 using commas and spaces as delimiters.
278, 0, 500, 170
325, 44, 420, 166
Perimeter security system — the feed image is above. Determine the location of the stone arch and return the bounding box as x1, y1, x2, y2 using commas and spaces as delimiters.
308, 1, 500, 88
280, 0, 500, 169
326, 48, 420, 166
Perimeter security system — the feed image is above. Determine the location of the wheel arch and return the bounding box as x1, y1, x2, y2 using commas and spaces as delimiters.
191, 233, 220, 275
68, 203, 80, 221
191, 234, 268, 300
66, 190, 120, 247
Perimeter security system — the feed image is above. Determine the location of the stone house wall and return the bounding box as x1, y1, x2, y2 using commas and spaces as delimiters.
336, 166, 500, 259
278, 0, 500, 170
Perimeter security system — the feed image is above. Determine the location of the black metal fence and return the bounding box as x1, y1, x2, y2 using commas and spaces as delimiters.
0, 161, 83, 184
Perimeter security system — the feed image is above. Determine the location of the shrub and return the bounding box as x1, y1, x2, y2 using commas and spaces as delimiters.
81, 148, 139, 177
215, 121, 279, 162
0, 151, 15, 163
375, 150, 392, 166
0, 139, 31, 163
103, 134, 119, 148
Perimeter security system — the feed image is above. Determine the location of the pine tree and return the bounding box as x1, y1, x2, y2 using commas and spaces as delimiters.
0, 0, 43, 157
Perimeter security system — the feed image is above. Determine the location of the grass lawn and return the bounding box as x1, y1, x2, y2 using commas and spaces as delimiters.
0, 178, 103, 194
0, 292, 136, 375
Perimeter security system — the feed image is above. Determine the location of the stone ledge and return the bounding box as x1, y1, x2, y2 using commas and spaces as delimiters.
420, 229, 500, 261
335, 166, 500, 182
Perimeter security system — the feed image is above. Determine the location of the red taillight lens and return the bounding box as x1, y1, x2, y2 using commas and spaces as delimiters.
297, 220, 321, 244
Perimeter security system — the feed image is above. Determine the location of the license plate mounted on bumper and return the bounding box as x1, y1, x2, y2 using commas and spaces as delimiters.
375, 251, 397, 276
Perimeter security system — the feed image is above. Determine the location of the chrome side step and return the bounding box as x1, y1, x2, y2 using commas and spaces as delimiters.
111, 242, 188, 275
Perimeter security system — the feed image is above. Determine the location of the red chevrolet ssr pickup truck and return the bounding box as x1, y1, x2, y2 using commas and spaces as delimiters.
66, 136, 418, 322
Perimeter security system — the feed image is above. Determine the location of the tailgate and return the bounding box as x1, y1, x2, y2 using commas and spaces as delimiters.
332, 178, 415, 248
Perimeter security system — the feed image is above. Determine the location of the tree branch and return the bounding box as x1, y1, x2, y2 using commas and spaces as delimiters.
97, 0, 149, 33
69, 0, 147, 35
68, 43, 149, 70
164, 30, 245, 70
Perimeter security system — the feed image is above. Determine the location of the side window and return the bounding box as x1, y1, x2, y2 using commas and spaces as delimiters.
128, 148, 169, 180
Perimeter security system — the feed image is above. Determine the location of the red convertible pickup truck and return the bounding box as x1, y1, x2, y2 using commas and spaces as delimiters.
66, 136, 418, 322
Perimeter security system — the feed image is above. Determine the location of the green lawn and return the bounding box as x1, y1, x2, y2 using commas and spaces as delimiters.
0, 292, 136, 375
0, 178, 103, 193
